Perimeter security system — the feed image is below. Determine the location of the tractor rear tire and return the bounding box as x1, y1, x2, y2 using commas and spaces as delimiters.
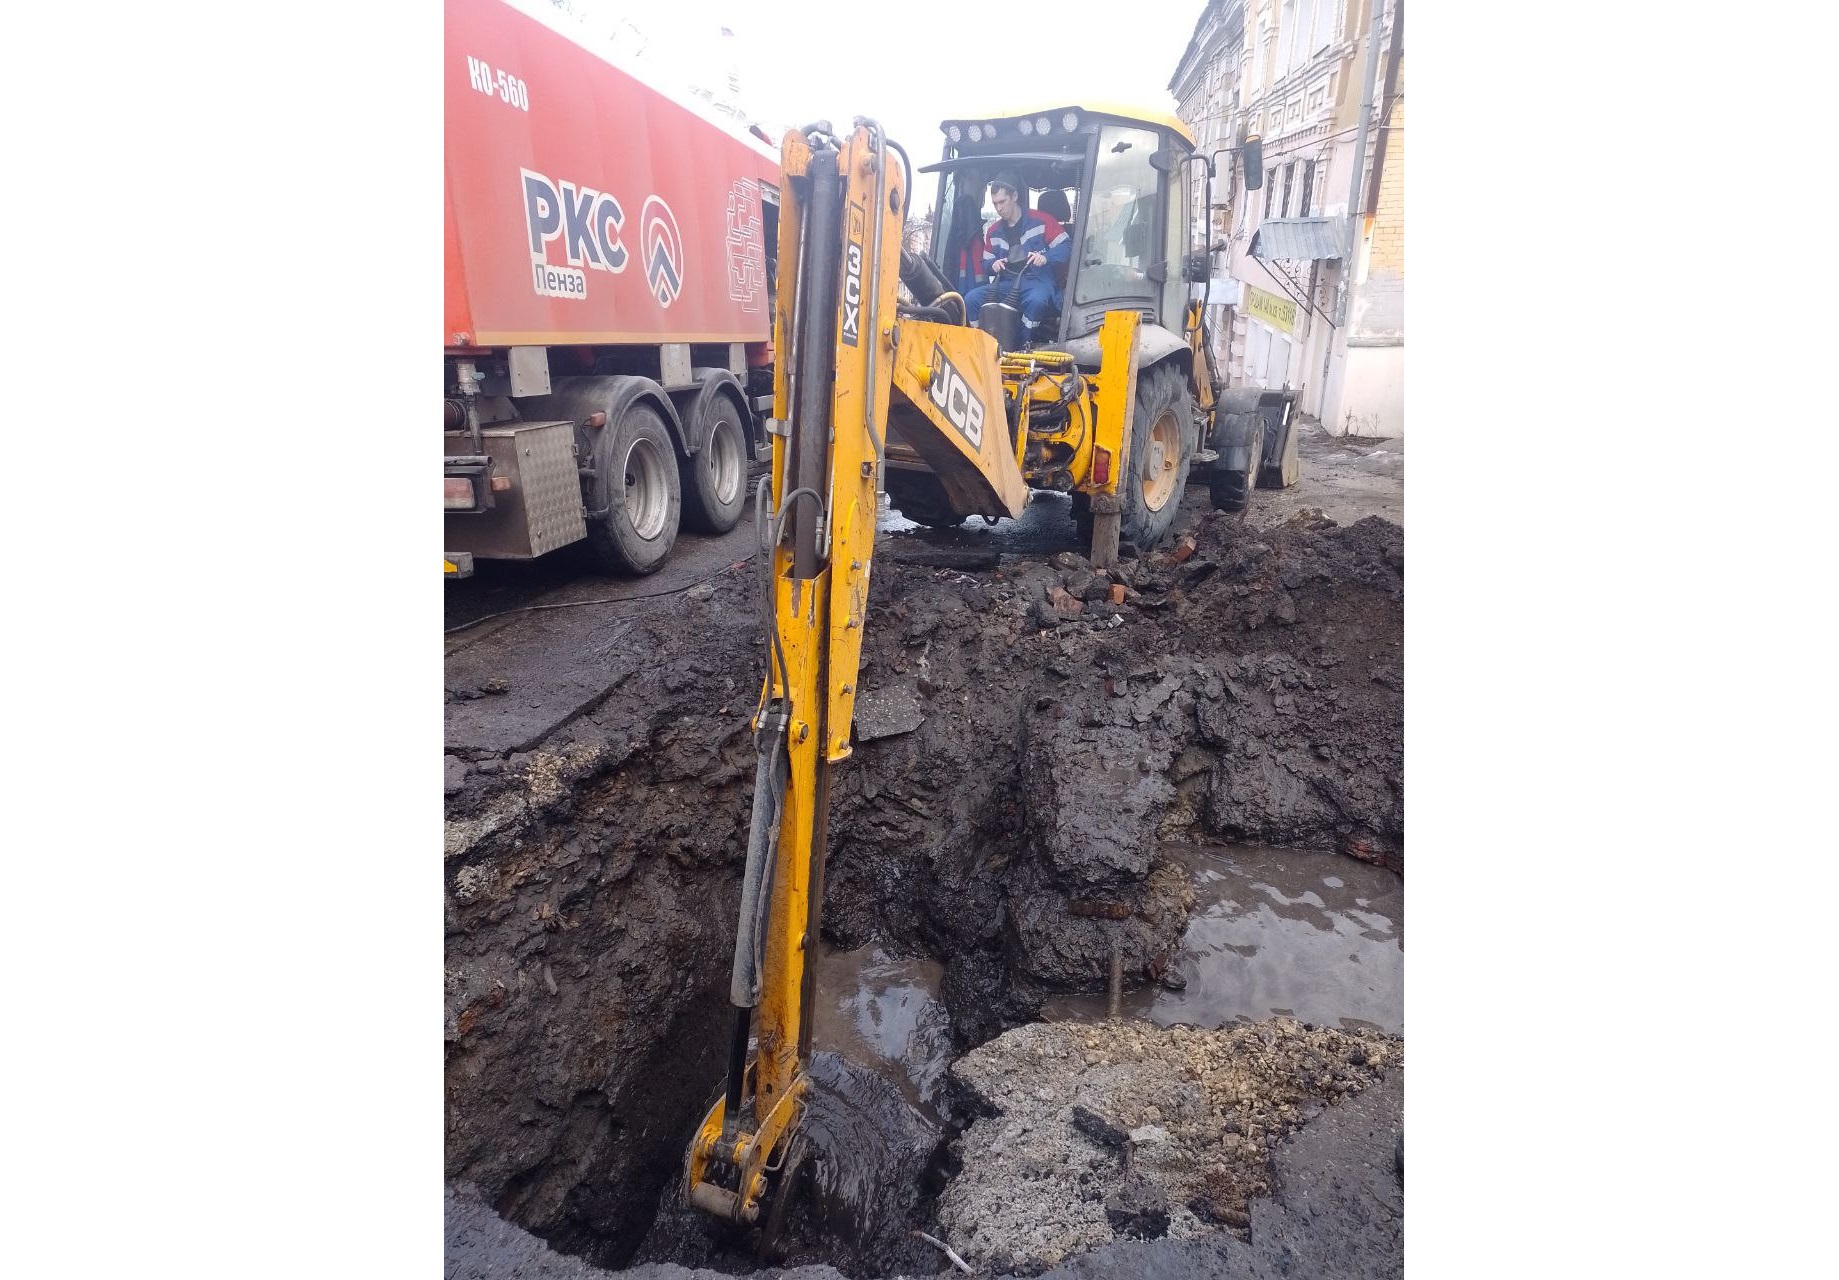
584, 402, 681, 575
1120, 362, 1195, 550
1208, 409, 1264, 513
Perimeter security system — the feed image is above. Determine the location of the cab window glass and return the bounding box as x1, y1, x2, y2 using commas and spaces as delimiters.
931, 170, 991, 288
1163, 150, 1189, 321
1074, 125, 1161, 305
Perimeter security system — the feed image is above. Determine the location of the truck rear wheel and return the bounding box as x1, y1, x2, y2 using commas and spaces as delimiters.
1121, 362, 1194, 549
680, 394, 748, 534
585, 403, 680, 574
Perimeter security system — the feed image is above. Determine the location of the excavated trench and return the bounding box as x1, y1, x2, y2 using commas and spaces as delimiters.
444, 499, 1403, 1277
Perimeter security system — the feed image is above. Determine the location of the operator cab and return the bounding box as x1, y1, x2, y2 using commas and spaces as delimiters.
922, 104, 1197, 350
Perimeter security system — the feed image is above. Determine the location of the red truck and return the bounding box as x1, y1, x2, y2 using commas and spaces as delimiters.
444, 0, 782, 577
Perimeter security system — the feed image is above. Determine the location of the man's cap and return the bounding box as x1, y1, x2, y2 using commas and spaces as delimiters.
989, 171, 1022, 196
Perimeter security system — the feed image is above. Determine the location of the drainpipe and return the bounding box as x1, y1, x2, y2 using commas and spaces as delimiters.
1366, 0, 1404, 220
1338, 0, 1386, 326
1325, 0, 1387, 431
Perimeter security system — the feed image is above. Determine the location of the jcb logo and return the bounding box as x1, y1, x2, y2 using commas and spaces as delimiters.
928, 344, 984, 448
841, 205, 865, 347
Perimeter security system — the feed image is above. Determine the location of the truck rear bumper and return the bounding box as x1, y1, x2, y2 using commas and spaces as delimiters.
443, 420, 586, 561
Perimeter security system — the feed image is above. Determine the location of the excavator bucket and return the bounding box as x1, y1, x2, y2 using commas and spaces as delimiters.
885, 321, 1029, 521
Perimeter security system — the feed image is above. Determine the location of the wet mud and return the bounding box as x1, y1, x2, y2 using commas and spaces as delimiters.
444, 480, 1403, 1276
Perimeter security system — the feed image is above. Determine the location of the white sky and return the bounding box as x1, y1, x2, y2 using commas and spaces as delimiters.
558, 0, 1203, 219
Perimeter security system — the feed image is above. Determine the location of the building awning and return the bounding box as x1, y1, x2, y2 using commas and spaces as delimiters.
1249, 216, 1345, 262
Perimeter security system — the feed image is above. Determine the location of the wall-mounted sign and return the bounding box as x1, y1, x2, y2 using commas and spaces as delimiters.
1244, 284, 1296, 335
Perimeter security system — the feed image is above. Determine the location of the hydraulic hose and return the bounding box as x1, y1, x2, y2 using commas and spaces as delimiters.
729, 723, 789, 1010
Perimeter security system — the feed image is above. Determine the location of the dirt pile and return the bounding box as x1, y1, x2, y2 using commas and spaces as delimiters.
444, 499, 1403, 1270
935, 1018, 1402, 1273
828, 509, 1403, 1042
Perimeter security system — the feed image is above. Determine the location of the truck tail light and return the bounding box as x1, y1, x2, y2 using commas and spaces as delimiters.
1092, 446, 1113, 486
445, 477, 480, 509
445, 456, 494, 512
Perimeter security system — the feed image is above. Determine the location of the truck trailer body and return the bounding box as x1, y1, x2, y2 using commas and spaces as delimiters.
444, 0, 782, 577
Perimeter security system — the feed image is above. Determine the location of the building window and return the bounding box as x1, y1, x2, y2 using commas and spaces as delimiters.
1246, 322, 1269, 387
1313, 0, 1337, 52
1278, 162, 1295, 217
1289, 0, 1322, 72
1299, 160, 1316, 217
1278, 1, 1297, 79
1264, 165, 1276, 218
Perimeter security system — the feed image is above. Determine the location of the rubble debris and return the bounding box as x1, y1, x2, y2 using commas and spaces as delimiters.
1071, 1104, 1130, 1150
936, 1018, 1402, 1270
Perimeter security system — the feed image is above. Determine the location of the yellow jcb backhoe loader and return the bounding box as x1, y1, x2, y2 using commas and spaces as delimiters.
683, 107, 1263, 1246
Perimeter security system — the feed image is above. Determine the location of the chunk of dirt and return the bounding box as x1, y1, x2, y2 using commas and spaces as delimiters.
855, 681, 926, 742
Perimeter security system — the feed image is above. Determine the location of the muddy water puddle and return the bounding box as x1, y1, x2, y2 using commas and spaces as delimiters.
1043, 843, 1403, 1034
811, 943, 954, 1123
814, 842, 1402, 1074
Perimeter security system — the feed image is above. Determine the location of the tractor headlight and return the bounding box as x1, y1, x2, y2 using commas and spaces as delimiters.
1018, 117, 1034, 136
947, 123, 962, 143
1035, 116, 1052, 135
968, 124, 983, 142
1061, 111, 1079, 132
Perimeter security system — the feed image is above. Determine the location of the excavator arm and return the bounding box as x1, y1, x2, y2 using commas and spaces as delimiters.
684, 120, 1033, 1235
683, 118, 1164, 1240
